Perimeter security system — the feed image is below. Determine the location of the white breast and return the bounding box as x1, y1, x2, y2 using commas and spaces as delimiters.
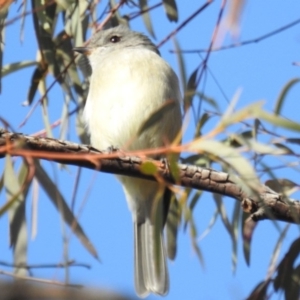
84, 48, 182, 153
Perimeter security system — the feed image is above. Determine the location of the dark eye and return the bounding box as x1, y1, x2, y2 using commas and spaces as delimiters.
110, 35, 121, 43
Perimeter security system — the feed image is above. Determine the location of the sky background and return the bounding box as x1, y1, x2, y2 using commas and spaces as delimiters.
1, 1, 300, 299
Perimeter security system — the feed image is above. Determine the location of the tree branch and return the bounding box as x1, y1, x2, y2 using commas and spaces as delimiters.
1, 128, 300, 224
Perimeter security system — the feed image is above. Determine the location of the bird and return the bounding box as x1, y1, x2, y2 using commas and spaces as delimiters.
74, 25, 182, 297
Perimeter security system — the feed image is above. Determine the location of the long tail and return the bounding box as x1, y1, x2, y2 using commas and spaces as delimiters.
134, 220, 169, 297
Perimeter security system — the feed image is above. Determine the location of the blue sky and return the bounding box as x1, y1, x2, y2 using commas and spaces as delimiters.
1, 1, 300, 299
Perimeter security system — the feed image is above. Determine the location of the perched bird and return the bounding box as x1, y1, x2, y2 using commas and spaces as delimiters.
74, 25, 182, 297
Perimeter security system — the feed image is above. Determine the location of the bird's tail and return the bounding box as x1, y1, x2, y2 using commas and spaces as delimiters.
134, 220, 169, 297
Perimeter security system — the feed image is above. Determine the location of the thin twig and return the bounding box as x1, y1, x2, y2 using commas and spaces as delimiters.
0, 269, 83, 287
195, 0, 227, 87
96, 0, 127, 31
19, 59, 75, 129
172, 18, 300, 54
4, 0, 56, 27
157, 1, 213, 48
128, 2, 162, 20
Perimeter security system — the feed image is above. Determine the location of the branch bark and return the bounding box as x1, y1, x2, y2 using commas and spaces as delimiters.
1, 128, 300, 224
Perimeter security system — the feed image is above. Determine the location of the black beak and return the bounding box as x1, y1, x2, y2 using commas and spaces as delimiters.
73, 47, 90, 54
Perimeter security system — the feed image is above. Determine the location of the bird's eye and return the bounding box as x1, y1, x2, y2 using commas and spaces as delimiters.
110, 35, 121, 43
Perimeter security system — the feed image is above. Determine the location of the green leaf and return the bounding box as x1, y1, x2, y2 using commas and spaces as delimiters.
39, 78, 53, 138
189, 190, 203, 211
242, 212, 256, 266
25, 65, 46, 106
189, 139, 261, 194
2, 61, 37, 77
76, 113, 90, 145
55, 30, 83, 96
32, 0, 61, 81
34, 160, 99, 260
138, 99, 178, 135
140, 161, 158, 175
226, 131, 253, 148
182, 189, 202, 230
274, 237, 300, 291
151, 188, 165, 276
168, 153, 181, 182
231, 200, 241, 273
139, 0, 156, 38
0, 6, 9, 92
265, 179, 298, 196
108, 0, 129, 27
195, 112, 212, 137
274, 78, 300, 115
173, 38, 187, 95
213, 194, 235, 261
267, 224, 289, 281
197, 208, 218, 241
163, 0, 178, 22
56, 0, 77, 10
258, 109, 300, 133
253, 118, 260, 140
273, 143, 294, 155
189, 211, 204, 266
0, 173, 3, 194
219, 101, 264, 128
4, 155, 28, 276
246, 280, 270, 300
218, 100, 300, 138
166, 195, 180, 260
181, 154, 211, 167
184, 67, 198, 111
228, 134, 288, 155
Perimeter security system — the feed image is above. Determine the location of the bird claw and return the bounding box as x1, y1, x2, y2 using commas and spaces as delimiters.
103, 146, 120, 154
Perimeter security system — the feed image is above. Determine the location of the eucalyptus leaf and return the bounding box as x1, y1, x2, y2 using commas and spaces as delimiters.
24, 65, 46, 106
2, 61, 37, 77
173, 38, 186, 95
184, 67, 198, 112
163, 0, 178, 22
265, 179, 298, 196
139, 0, 156, 38
4, 156, 28, 276
189, 139, 261, 194
258, 109, 300, 133
138, 100, 178, 135
242, 212, 256, 266
34, 160, 99, 260
274, 78, 300, 115
140, 161, 158, 175
166, 195, 180, 260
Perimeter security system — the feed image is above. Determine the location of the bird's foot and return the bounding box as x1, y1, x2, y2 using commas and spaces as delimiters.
103, 146, 120, 154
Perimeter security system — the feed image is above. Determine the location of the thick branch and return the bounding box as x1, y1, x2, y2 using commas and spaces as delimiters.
1, 129, 300, 224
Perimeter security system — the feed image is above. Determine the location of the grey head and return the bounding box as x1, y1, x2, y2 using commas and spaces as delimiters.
74, 25, 159, 57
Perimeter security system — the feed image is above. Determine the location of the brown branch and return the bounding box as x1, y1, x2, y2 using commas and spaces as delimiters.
1, 128, 300, 225
0, 269, 82, 288
0, 281, 135, 300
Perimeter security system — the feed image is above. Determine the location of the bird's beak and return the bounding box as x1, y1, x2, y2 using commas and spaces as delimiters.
73, 47, 91, 55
